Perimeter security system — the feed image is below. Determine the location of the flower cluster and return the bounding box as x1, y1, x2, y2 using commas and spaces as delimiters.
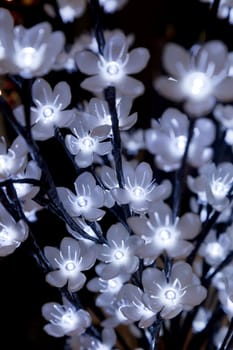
1, 1, 233, 350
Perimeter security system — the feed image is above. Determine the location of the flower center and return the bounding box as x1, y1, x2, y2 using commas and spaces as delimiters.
17, 47, 40, 70
206, 242, 224, 259
211, 180, 230, 199
114, 249, 124, 260
42, 106, 55, 119
106, 62, 120, 76
77, 196, 88, 207
131, 186, 145, 199
80, 137, 95, 151
164, 289, 177, 301
64, 260, 76, 272
158, 229, 171, 241
175, 135, 187, 152
181, 72, 211, 100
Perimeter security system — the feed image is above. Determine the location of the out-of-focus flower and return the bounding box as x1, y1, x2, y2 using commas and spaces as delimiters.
44, 237, 96, 292
118, 283, 157, 328
199, 230, 231, 266
12, 160, 42, 220
199, 0, 233, 24
65, 116, 112, 168
57, 172, 105, 221
76, 96, 137, 132
121, 129, 144, 155
42, 297, 91, 337
96, 222, 143, 279
145, 108, 215, 171
142, 261, 207, 319
58, 0, 87, 23
0, 203, 28, 256
87, 270, 130, 307
99, 0, 128, 13
213, 104, 233, 145
76, 32, 150, 97
128, 201, 201, 262
78, 327, 118, 350
188, 161, 233, 211
0, 136, 27, 179
154, 41, 233, 116
0, 8, 65, 78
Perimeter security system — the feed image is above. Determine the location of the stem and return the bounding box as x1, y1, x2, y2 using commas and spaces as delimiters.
219, 318, 233, 350
148, 316, 163, 350
172, 119, 195, 220
104, 86, 125, 188
89, 0, 105, 55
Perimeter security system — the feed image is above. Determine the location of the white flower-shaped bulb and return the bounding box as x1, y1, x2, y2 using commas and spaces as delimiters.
57, 172, 105, 221
142, 261, 207, 319
97, 223, 143, 279
0, 204, 28, 256
0, 136, 27, 179
155, 41, 233, 116
128, 201, 201, 261
42, 298, 91, 337
188, 161, 233, 211
76, 31, 150, 97
58, 0, 87, 23
99, 0, 128, 13
44, 237, 96, 292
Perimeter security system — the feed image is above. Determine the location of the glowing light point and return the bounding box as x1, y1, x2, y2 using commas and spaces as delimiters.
77, 196, 88, 208
181, 72, 211, 100
64, 261, 76, 272
114, 250, 124, 260
43, 106, 55, 119
158, 229, 171, 241
106, 62, 120, 76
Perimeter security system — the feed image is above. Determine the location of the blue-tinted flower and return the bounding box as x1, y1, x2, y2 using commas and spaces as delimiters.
97, 223, 142, 279
44, 237, 96, 292
142, 262, 207, 319
155, 41, 233, 116
76, 31, 150, 97
0, 203, 28, 256
65, 117, 111, 168
0, 8, 65, 78
42, 297, 91, 337
57, 172, 105, 221
128, 201, 201, 261
145, 108, 215, 171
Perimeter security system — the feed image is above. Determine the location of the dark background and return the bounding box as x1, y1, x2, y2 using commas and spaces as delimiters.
0, 0, 232, 349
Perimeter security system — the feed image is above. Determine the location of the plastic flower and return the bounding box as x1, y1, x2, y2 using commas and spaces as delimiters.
12, 160, 42, 219
0, 203, 29, 256
42, 297, 91, 337
78, 327, 117, 350
188, 161, 233, 211
199, 230, 231, 266
142, 261, 207, 319
199, 0, 233, 24
44, 237, 96, 292
213, 104, 233, 145
0, 136, 27, 180
145, 108, 215, 171
0, 8, 65, 78
57, 172, 105, 221
87, 270, 130, 307
100, 162, 172, 213
121, 129, 144, 155
65, 117, 112, 168
117, 283, 157, 328
58, 0, 87, 23
99, 0, 128, 13
76, 31, 150, 97
96, 223, 143, 279
154, 41, 233, 116
128, 201, 201, 262
76, 96, 137, 132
